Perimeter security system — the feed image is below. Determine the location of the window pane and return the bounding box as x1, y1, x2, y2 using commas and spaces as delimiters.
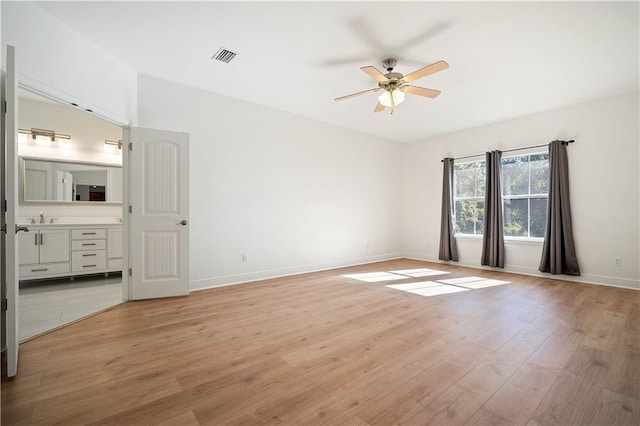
475, 163, 486, 197
530, 153, 549, 194
503, 198, 528, 236
455, 166, 475, 198
475, 200, 485, 235
455, 199, 484, 235
530, 198, 547, 237
455, 200, 476, 234
502, 156, 529, 196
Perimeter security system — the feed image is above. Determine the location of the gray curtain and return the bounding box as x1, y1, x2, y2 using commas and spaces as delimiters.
481, 150, 505, 267
539, 141, 580, 275
439, 158, 458, 261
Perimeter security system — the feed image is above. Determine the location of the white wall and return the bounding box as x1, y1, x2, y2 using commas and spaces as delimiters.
18, 97, 123, 222
1, 1, 136, 125
402, 91, 640, 289
137, 75, 403, 289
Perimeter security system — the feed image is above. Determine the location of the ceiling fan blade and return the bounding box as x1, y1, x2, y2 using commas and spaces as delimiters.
402, 60, 449, 83
403, 85, 441, 98
334, 87, 380, 102
374, 102, 385, 113
360, 66, 389, 83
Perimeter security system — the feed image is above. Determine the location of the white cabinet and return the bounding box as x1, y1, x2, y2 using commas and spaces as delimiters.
18, 224, 122, 280
18, 229, 70, 278
107, 228, 123, 270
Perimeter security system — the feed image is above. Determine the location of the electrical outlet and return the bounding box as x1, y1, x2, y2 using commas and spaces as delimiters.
365, 242, 370, 250
242, 254, 248, 262
613, 257, 622, 267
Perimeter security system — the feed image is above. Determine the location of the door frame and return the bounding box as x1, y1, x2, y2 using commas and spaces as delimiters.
16, 82, 132, 302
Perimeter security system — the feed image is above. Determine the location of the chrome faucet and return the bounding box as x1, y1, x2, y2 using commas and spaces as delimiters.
39, 211, 45, 224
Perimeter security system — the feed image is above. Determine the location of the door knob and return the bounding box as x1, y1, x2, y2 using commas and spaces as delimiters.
178, 220, 188, 226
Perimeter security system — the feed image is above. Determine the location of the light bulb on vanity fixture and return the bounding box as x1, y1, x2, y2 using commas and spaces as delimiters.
17, 129, 30, 144
104, 139, 123, 154
32, 128, 55, 145
54, 134, 72, 148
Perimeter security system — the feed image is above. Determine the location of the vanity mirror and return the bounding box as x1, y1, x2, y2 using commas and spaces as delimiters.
20, 157, 122, 203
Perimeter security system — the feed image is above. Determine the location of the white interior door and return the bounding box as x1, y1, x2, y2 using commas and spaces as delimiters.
2, 45, 21, 377
126, 127, 190, 300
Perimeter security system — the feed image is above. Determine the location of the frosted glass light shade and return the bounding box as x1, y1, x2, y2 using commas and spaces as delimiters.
34, 134, 52, 145
378, 89, 405, 107
55, 136, 72, 148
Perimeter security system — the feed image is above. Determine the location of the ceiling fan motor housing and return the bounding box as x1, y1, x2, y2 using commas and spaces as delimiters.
379, 72, 404, 91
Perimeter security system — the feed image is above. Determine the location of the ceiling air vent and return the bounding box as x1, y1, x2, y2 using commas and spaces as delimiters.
212, 47, 238, 63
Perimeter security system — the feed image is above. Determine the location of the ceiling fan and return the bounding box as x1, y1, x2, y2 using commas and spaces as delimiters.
334, 58, 448, 114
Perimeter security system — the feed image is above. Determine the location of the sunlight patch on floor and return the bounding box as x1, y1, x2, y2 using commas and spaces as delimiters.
343, 269, 511, 297
436, 276, 511, 289
384, 275, 511, 298
389, 268, 451, 277
403, 283, 470, 297
342, 272, 408, 282
387, 280, 470, 296
343, 268, 451, 283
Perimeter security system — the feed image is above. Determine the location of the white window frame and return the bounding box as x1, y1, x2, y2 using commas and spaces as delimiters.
452, 159, 485, 236
453, 151, 549, 241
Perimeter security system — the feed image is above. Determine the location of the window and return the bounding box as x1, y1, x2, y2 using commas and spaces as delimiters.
453, 152, 549, 239
502, 153, 549, 238
454, 160, 485, 235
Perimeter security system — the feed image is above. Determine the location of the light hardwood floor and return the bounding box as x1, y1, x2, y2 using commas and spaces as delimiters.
2, 259, 639, 425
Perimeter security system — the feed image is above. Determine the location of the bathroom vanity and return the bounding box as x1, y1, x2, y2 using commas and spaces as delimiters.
18, 223, 122, 280
17, 154, 123, 281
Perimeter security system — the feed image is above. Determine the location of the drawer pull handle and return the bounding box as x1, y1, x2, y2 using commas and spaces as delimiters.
82, 232, 97, 235
82, 254, 97, 257
31, 268, 48, 272
82, 243, 96, 246
82, 265, 97, 268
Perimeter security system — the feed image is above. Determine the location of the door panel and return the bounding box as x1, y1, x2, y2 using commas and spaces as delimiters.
127, 127, 189, 300
3, 45, 20, 377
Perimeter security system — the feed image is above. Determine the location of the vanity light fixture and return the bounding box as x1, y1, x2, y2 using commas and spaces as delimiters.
18, 128, 73, 148
104, 139, 123, 154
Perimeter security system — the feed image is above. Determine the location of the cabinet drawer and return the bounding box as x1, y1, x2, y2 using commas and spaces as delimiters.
72, 250, 107, 272
71, 229, 106, 240
20, 262, 70, 278
71, 239, 106, 251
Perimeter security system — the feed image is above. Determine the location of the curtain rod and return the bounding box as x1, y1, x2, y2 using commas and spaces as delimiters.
442, 139, 575, 162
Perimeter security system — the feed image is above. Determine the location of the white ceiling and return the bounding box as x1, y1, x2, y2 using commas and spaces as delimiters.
35, 1, 639, 143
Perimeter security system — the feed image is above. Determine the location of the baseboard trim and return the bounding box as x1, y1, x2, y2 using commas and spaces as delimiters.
403, 252, 640, 290
190, 253, 404, 292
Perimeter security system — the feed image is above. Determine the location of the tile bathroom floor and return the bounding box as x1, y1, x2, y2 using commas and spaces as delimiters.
19, 273, 123, 341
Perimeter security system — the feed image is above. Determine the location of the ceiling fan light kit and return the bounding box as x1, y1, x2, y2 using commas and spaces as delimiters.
335, 57, 448, 114
378, 89, 405, 107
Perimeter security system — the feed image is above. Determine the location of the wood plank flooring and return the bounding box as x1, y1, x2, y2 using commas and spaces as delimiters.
2, 259, 639, 425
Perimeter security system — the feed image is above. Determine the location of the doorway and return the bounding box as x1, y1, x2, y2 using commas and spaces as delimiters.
16, 88, 125, 341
